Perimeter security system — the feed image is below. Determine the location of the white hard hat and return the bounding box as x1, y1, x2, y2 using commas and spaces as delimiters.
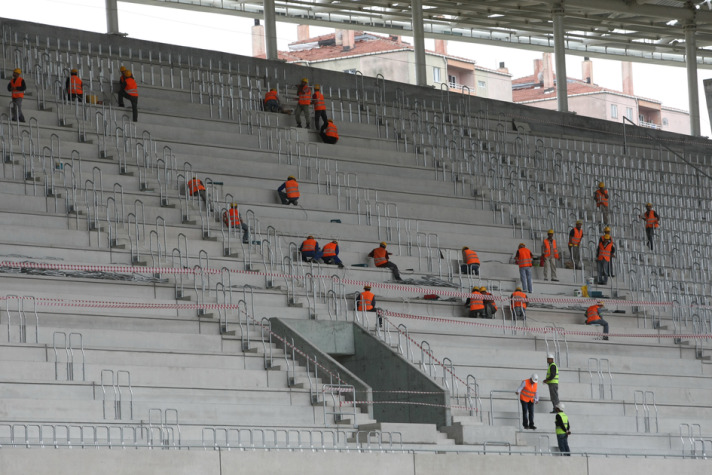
547, 354, 554, 359
531, 373, 539, 383
557, 403, 565, 410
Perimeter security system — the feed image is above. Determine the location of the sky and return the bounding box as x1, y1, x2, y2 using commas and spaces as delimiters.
7, 0, 712, 136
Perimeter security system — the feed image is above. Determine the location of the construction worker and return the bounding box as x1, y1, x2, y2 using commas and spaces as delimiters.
320, 120, 339, 144
480, 286, 497, 319
118, 69, 139, 122
7, 68, 26, 122
461, 246, 480, 276
594, 181, 609, 225
65, 68, 83, 101
554, 404, 571, 456
543, 354, 559, 413
222, 202, 250, 244
541, 230, 560, 281
599, 226, 616, 276
321, 240, 345, 268
368, 242, 403, 282
295, 78, 311, 128
263, 88, 283, 113
357, 285, 381, 326
187, 176, 207, 204
586, 301, 609, 340
515, 243, 533, 293
568, 220, 583, 270
277, 176, 299, 205
464, 286, 485, 318
510, 286, 527, 321
596, 234, 614, 285
299, 235, 321, 262
312, 84, 328, 131
639, 203, 659, 251
515, 374, 539, 430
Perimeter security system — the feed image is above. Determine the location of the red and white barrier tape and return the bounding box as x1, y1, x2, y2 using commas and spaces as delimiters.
340, 400, 468, 410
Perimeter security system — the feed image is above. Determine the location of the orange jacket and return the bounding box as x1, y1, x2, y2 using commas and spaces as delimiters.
597, 241, 613, 262
300, 238, 318, 253
358, 291, 374, 311
322, 242, 338, 258
467, 291, 484, 311
9, 77, 24, 98
644, 209, 659, 228
371, 247, 389, 267
324, 123, 339, 139
595, 189, 609, 207
69, 75, 83, 95
569, 227, 583, 247
223, 207, 240, 227
298, 85, 312, 105
510, 290, 527, 309
463, 249, 480, 265
542, 239, 559, 259
519, 379, 538, 403
515, 248, 533, 268
285, 179, 300, 199
124, 77, 138, 97
586, 305, 602, 324
188, 178, 205, 195
264, 90, 278, 103
312, 91, 326, 110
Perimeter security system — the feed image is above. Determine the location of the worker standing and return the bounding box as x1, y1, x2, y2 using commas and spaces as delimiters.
118, 69, 139, 122
321, 240, 345, 268
368, 242, 403, 282
65, 68, 83, 101
461, 246, 480, 276
594, 182, 610, 225
568, 220, 583, 270
586, 301, 610, 340
277, 176, 300, 206
510, 286, 527, 321
295, 78, 311, 128
515, 374, 539, 430
596, 234, 615, 285
312, 84, 328, 131
515, 243, 533, 293
554, 404, 571, 456
639, 203, 659, 251
7, 68, 26, 122
543, 354, 559, 413
541, 230, 560, 282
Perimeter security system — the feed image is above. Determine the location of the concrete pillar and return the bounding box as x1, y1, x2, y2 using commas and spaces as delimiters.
252, 20, 266, 58
685, 23, 701, 136
552, 4, 569, 112
105, 0, 120, 35
263, 0, 278, 61
621, 61, 634, 95
411, 0, 427, 87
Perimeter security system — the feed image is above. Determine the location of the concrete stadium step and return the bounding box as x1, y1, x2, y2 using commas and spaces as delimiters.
354, 422, 455, 445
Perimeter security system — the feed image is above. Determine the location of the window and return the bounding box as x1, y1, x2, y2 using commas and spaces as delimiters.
448, 74, 456, 87
433, 67, 441, 83
611, 104, 618, 119
478, 80, 486, 89
663, 118, 669, 126
626, 108, 633, 120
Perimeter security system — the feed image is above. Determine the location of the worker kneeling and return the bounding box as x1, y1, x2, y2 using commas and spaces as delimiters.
320, 120, 339, 144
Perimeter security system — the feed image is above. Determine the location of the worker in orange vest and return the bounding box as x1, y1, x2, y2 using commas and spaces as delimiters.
357, 285, 381, 327
277, 176, 300, 205
295, 78, 311, 128
480, 286, 497, 319
510, 286, 527, 321
299, 235, 321, 262
594, 181, 609, 225
264, 88, 283, 113
586, 301, 609, 340
568, 220, 583, 270
541, 230, 560, 282
312, 84, 328, 131
118, 69, 139, 122
639, 203, 659, 251
596, 234, 615, 285
464, 286, 485, 318
7, 68, 26, 122
461, 246, 480, 276
321, 240, 344, 268
187, 176, 207, 204
320, 120, 339, 144
222, 202, 250, 244
368, 242, 403, 282
514, 243, 533, 293
65, 68, 84, 102
516, 373, 539, 430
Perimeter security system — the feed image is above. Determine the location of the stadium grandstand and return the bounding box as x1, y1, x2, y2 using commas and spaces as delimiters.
1, 4, 712, 474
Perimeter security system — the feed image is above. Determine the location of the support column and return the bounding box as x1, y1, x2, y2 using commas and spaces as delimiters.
411, 0, 427, 87
105, 0, 120, 35
685, 23, 701, 136
552, 4, 568, 113
264, 0, 278, 61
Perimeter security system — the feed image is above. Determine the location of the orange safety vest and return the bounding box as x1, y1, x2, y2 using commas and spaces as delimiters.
324, 123, 339, 139
463, 249, 480, 265
482, 291, 497, 312
511, 290, 527, 309
264, 90, 278, 103
468, 292, 484, 311
322, 242, 338, 258
188, 178, 205, 195
372, 247, 389, 267
10, 77, 24, 98
569, 228, 583, 247
644, 209, 659, 228
519, 379, 537, 403
595, 189, 609, 207
312, 91, 326, 110
598, 241, 613, 262
358, 291, 374, 311
285, 179, 300, 199
223, 208, 240, 227
516, 248, 532, 268
69, 75, 83, 95
298, 85, 312, 105
542, 239, 560, 259
124, 77, 138, 97
301, 238, 317, 253
586, 305, 602, 324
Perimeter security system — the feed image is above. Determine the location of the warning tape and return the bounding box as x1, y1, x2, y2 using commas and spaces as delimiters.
340, 400, 469, 410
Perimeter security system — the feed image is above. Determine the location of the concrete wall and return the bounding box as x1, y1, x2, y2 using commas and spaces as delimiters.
0, 449, 709, 474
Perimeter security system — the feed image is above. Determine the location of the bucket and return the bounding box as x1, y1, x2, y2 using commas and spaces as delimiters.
574, 289, 582, 297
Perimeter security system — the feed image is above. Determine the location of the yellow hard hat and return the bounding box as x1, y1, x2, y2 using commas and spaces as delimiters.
519, 243, 526, 248
314, 84, 321, 90
480, 286, 487, 292
599, 182, 605, 188
646, 202, 652, 207
13, 68, 21, 74
547, 229, 554, 234
124, 70, 131, 76
71, 68, 78, 74
604, 226, 611, 232
301, 77, 308, 83
472, 286, 479, 292
120, 66, 126, 71
364, 285, 371, 290
576, 220, 582, 225
230, 202, 238, 208
597, 301, 605, 306
462, 246, 469, 250
270, 88, 276, 92
327, 119, 333, 123
380, 242, 387, 247
515, 286, 522, 291
287, 175, 295, 180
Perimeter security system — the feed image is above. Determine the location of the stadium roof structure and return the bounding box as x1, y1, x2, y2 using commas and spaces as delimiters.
119, 0, 712, 68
